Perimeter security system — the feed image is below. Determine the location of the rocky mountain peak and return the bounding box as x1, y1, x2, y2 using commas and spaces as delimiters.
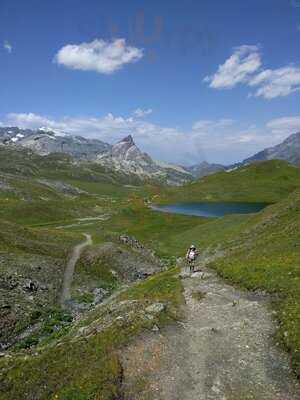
120, 135, 135, 145
111, 135, 141, 161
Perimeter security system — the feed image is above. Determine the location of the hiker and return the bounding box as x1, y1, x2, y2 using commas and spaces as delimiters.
186, 245, 199, 272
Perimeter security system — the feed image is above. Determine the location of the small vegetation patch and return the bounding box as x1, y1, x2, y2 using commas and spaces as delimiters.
14, 308, 73, 350
191, 290, 206, 301
119, 267, 184, 321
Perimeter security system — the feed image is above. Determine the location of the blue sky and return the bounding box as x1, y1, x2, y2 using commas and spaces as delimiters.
1, 0, 300, 165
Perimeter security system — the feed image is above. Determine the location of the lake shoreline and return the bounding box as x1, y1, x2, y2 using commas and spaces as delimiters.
150, 201, 269, 218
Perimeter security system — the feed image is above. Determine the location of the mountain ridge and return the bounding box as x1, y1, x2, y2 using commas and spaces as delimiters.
0, 127, 192, 185
188, 131, 300, 177
2, 126, 300, 182
242, 131, 300, 165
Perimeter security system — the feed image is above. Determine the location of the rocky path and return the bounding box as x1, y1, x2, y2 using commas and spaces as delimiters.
60, 233, 92, 308
122, 264, 300, 400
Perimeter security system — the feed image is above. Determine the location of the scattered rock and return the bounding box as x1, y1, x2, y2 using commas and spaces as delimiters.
145, 314, 154, 320
93, 288, 108, 305
23, 280, 38, 292
179, 271, 190, 279
146, 303, 166, 314
191, 271, 204, 278
119, 234, 145, 250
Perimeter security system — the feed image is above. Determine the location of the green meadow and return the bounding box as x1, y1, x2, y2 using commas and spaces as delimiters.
1, 149, 300, 398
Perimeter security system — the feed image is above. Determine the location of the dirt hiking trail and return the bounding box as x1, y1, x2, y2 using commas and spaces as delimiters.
60, 233, 92, 308
122, 263, 300, 400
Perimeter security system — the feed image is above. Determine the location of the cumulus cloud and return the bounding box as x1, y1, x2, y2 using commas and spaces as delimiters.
204, 45, 261, 89
205, 45, 300, 99
133, 108, 153, 118
54, 38, 143, 74
3, 41, 12, 54
249, 66, 300, 99
4, 112, 299, 165
7, 113, 51, 128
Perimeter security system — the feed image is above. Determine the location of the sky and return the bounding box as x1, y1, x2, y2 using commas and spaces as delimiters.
1, 0, 300, 165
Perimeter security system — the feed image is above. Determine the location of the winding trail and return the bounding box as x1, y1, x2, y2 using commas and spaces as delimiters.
60, 233, 92, 308
122, 264, 300, 399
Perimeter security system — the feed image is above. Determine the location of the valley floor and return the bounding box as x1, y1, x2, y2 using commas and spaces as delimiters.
122, 262, 300, 400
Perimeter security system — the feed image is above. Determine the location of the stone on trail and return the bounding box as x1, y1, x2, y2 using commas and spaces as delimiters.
146, 302, 166, 314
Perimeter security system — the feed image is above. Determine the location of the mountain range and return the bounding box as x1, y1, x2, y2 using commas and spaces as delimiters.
0, 127, 191, 185
1, 126, 300, 182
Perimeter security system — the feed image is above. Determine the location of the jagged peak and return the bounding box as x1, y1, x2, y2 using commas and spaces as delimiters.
118, 135, 135, 145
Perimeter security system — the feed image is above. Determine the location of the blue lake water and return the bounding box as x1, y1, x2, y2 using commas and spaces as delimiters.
151, 202, 269, 218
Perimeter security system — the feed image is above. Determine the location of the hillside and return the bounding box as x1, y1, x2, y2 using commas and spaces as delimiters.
1, 144, 300, 398
158, 160, 300, 203
243, 131, 300, 165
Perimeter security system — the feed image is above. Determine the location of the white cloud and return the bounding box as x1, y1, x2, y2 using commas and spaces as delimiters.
249, 66, 300, 99
4, 112, 300, 165
54, 38, 143, 74
192, 118, 234, 131
266, 116, 300, 136
204, 45, 261, 89
205, 45, 300, 99
133, 108, 153, 118
3, 41, 12, 54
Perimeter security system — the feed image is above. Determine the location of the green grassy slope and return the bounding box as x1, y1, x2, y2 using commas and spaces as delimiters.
0, 146, 144, 185
0, 146, 158, 226
2, 143, 300, 399
0, 268, 183, 400
158, 160, 300, 203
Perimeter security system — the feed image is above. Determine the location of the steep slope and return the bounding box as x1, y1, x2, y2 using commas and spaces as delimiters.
96, 135, 192, 185
242, 131, 300, 165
